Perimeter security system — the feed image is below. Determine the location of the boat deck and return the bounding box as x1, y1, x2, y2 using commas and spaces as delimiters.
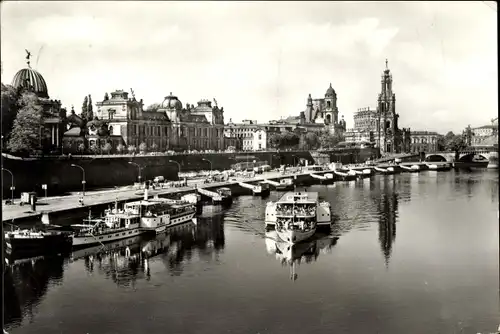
277, 192, 318, 203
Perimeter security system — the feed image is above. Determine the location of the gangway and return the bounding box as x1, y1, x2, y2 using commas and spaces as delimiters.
238, 182, 270, 196
263, 179, 280, 187
197, 188, 223, 202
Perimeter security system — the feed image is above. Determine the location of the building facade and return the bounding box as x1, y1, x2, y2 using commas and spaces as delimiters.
11, 57, 67, 153
471, 118, 498, 147
301, 83, 346, 135
252, 128, 267, 151
410, 131, 441, 153
64, 90, 226, 153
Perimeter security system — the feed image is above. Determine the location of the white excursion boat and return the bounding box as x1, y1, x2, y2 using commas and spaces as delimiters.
71, 209, 143, 248
71, 190, 196, 248
265, 192, 332, 244
374, 166, 396, 174
123, 190, 197, 234
426, 163, 452, 171
400, 164, 420, 172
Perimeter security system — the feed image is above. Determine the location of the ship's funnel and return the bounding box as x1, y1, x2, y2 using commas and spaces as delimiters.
144, 188, 149, 201
41, 212, 50, 225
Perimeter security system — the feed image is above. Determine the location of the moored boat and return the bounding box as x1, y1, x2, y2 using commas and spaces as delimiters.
123, 194, 197, 234
5, 226, 73, 257
71, 210, 143, 249
426, 163, 452, 171
214, 187, 233, 205
264, 192, 332, 244
253, 181, 270, 196
400, 164, 420, 172
275, 178, 294, 191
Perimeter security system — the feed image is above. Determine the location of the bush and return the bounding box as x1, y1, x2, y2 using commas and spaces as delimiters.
116, 143, 125, 154
139, 142, 147, 154
127, 145, 137, 154
101, 142, 112, 154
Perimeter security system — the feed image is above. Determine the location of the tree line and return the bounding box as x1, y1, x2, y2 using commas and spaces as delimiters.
267, 129, 345, 150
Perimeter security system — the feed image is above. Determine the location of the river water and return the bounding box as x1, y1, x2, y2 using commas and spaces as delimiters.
4, 169, 499, 334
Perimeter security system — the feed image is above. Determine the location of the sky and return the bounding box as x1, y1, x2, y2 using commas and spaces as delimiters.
1, 1, 497, 134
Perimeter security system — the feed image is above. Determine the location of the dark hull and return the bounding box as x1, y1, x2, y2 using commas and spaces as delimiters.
212, 196, 233, 206
454, 161, 489, 169
254, 189, 271, 196
320, 178, 336, 185
5, 234, 72, 258
275, 185, 294, 191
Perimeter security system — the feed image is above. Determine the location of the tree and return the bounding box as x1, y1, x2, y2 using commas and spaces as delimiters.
77, 142, 85, 154
1, 83, 21, 146
437, 135, 446, 151
87, 94, 93, 120
89, 143, 99, 155
7, 92, 44, 155
81, 95, 89, 121
139, 142, 148, 154
101, 142, 112, 154
150, 142, 158, 152
318, 129, 344, 149
116, 143, 125, 154
127, 145, 137, 154
304, 132, 320, 149
145, 103, 162, 112
268, 133, 282, 149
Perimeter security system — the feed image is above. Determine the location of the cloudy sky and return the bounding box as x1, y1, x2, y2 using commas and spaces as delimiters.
1, 1, 497, 133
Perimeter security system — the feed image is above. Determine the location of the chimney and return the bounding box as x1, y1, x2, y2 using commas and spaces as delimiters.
144, 187, 149, 201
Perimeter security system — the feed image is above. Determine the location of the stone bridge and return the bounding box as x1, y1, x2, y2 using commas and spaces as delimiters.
425, 147, 498, 164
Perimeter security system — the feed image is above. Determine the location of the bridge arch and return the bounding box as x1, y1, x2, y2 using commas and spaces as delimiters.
457, 153, 489, 162
425, 154, 447, 162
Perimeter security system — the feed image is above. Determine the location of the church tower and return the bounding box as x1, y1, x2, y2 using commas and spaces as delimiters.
376, 59, 400, 154
324, 83, 338, 125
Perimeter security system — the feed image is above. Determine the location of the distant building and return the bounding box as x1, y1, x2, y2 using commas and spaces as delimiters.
344, 107, 377, 145
375, 60, 411, 154
302, 83, 346, 134
224, 119, 261, 151
11, 56, 67, 153
64, 90, 226, 153
252, 128, 267, 151
410, 131, 441, 153
471, 118, 498, 147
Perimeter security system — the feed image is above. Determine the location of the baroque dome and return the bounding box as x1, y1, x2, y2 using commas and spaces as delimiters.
161, 93, 182, 110
325, 83, 336, 97
12, 67, 49, 98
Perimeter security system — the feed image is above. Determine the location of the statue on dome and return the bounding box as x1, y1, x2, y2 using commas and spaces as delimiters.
25, 49, 31, 68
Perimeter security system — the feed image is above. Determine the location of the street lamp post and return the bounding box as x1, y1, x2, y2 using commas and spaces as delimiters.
2, 168, 15, 204
168, 160, 181, 174
201, 158, 213, 173
70, 163, 86, 196
128, 161, 142, 184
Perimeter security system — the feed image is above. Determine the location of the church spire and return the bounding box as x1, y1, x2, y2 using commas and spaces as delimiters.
385, 58, 388, 70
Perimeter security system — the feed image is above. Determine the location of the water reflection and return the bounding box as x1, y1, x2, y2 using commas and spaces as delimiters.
264, 231, 338, 280
4, 253, 67, 328
376, 176, 398, 266
4, 216, 225, 329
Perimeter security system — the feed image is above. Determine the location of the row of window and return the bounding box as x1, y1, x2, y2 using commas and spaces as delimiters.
129, 124, 223, 137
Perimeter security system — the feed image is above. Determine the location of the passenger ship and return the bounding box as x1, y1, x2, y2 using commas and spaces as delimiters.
123, 192, 196, 234
265, 192, 332, 244
71, 189, 196, 248
71, 209, 143, 248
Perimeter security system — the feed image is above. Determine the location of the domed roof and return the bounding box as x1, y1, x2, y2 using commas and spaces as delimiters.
12, 67, 49, 98
161, 92, 182, 110
325, 83, 336, 97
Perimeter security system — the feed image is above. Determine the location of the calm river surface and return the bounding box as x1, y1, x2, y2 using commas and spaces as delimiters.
4, 169, 499, 334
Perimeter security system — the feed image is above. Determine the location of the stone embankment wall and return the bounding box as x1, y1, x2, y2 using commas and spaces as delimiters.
1, 147, 378, 197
